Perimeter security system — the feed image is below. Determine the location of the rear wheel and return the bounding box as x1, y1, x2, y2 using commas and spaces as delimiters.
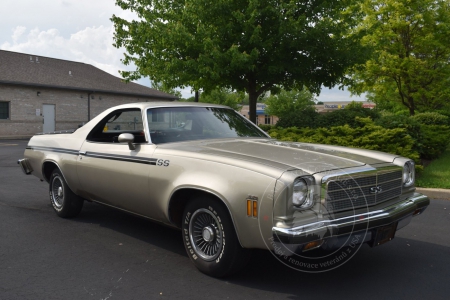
182, 196, 250, 277
49, 169, 83, 218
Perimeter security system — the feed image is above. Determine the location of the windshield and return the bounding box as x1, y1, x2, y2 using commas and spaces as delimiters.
147, 106, 267, 144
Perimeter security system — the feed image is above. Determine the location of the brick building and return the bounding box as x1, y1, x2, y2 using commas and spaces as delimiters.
239, 103, 279, 125
315, 101, 375, 113
240, 101, 375, 125
0, 50, 176, 138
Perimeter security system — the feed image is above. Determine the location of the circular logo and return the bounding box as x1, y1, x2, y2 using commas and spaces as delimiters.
259, 162, 371, 273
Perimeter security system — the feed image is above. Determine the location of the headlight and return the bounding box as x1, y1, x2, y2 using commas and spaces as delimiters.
293, 179, 308, 206
403, 161, 415, 187
292, 176, 314, 209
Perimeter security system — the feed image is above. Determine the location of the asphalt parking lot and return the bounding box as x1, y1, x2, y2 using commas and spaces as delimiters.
1, 140, 449, 299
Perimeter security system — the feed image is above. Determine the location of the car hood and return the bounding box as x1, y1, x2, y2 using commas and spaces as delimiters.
156, 138, 399, 176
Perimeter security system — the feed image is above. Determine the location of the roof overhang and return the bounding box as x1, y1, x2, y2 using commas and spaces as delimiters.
0, 80, 178, 101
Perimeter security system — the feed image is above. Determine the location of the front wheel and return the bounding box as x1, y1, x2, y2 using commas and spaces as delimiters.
182, 197, 250, 277
49, 169, 83, 218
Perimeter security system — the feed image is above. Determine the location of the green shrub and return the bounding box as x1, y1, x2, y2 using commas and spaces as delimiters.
434, 110, 450, 125
375, 113, 419, 130
258, 124, 273, 132
275, 107, 318, 128
268, 117, 419, 161
411, 112, 449, 126
394, 110, 411, 117
419, 124, 450, 159
375, 113, 450, 160
375, 113, 421, 147
271, 107, 449, 161
316, 107, 380, 128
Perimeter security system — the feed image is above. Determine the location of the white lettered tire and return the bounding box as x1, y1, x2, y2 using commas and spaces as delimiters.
182, 197, 250, 277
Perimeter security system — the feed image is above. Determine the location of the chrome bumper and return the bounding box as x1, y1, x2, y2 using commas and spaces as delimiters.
272, 193, 429, 251
17, 158, 33, 175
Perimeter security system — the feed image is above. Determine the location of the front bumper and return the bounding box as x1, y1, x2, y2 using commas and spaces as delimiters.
272, 192, 429, 253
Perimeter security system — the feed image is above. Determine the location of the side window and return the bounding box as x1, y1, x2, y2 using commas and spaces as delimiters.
87, 109, 146, 143
104, 110, 143, 132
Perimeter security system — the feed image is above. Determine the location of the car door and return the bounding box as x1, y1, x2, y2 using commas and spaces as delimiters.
76, 108, 157, 217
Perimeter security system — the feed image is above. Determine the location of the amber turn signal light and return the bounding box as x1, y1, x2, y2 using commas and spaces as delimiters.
247, 200, 252, 216
247, 200, 258, 217
303, 240, 324, 252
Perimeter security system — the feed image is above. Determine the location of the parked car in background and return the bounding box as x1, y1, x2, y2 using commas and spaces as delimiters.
18, 102, 429, 277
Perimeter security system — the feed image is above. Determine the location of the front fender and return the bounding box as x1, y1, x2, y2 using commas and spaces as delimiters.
164, 164, 277, 250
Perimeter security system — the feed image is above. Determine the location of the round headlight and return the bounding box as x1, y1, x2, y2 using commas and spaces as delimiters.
403, 161, 415, 187
293, 178, 308, 207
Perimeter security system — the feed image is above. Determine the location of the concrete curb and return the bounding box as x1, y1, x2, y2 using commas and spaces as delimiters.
416, 188, 450, 200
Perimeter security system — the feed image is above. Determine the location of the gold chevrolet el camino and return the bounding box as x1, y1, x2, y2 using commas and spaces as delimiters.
18, 102, 430, 276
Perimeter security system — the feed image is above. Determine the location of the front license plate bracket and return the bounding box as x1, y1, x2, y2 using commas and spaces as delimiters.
371, 222, 398, 247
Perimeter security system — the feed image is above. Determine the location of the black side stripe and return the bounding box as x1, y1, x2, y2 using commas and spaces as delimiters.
27, 146, 79, 155
27, 146, 157, 165
82, 152, 157, 165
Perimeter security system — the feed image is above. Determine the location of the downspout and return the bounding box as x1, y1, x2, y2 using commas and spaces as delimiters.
87, 91, 94, 121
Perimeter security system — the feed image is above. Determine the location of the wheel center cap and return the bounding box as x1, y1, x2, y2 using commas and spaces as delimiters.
202, 226, 214, 242
57, 187, 63, 198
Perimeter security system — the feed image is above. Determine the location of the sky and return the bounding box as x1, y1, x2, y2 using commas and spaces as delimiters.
0, 0, 365, 102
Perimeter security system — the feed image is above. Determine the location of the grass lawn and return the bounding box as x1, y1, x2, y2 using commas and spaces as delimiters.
416, 146, 450, 189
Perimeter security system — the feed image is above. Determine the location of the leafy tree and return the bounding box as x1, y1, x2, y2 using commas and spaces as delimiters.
199, 88, 245, 111
365, 89, 406, 112
265, 88, 315, 117
264, 88, 317, 128
349, 0, 450, 115
178, 96, 196, 102
316, 101, 324, 105
151, 81, 182, 98
344, 101, 364, 110
112, 0, 367, 123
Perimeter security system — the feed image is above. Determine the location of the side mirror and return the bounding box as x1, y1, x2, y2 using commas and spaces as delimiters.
118, 133, 136, 150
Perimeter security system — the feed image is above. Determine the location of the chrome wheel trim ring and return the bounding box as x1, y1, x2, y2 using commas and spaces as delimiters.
189, 208, 223, 261
51, 175, 64, 209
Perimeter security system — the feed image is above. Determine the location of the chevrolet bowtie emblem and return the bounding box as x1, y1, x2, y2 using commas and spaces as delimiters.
370, 186, 383, 194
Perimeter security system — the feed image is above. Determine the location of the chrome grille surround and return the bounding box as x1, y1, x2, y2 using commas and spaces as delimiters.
322, 166, 403, 213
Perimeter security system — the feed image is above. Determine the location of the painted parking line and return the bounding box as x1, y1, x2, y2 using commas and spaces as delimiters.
0, 144, 19, 146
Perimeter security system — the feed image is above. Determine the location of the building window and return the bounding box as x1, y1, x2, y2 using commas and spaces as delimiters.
264, 115, 271, 125
0, 102, 9, 119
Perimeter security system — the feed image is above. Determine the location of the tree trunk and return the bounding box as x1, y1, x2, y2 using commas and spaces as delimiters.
195, 90, 199, 102
247, 77, 259, 124
408, 96, 415, 116
248, 91, 258, 124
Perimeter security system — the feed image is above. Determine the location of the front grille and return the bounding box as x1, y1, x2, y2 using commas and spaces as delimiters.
325, 170, 402, 212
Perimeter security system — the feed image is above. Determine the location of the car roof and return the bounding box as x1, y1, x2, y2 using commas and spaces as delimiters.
111, 101, 231, 110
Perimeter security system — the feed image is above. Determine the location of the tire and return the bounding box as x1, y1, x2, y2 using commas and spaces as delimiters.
49, 169, 84, 218
182, 196, 250, 277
